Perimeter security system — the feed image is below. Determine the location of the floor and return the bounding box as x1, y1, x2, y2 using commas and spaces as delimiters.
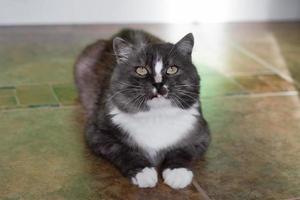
0, 23, 300, 200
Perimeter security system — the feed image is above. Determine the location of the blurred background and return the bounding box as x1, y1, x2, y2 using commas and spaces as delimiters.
1, 0, 300, 24
0, 1, 300, 200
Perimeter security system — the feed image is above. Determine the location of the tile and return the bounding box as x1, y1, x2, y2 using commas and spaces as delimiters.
194, 45, 272, 76
234, 74, 296, 93
0, 96, 17, 107
52, 83, 77, 105
0, 88, 15, 96
269, 22, 300, 47
220, 48, 272, 75
275, 40, 300, 92
230, 24, 300, 81
194, 95, 300, 200
234, 39, 292, 79
0, 28, 90, 87
194, 62, 219, 76
0, 57, 75, 87
201, 73, 246, 97
0, 108, 203, 199
1, 22, 300, 199
16, 85, 58, 106
285, 54, 300, 92
0, 88, 17, 108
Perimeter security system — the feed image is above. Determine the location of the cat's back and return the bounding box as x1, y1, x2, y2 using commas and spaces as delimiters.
74, 38, 114, 115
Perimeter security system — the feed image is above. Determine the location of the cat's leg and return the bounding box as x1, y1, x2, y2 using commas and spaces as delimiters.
161, 119, 210, 189
161, 148, 195, 189
161, 140, 209, 189
86, 124, 158, 188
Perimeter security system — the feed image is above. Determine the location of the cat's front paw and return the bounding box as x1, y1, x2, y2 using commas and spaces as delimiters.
162, 168, 193, 189
131, 167, 158, 188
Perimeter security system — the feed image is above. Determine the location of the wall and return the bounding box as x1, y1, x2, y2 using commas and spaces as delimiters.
1, 0, 300, 25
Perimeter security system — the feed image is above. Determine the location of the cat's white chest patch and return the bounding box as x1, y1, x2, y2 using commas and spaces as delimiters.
110, 98, 199, 156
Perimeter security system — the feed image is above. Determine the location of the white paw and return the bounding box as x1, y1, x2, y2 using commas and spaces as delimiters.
162, 168, 193, 189
131, 167, 158, 188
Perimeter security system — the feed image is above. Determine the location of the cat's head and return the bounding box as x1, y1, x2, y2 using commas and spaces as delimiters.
110, 33, 200, 113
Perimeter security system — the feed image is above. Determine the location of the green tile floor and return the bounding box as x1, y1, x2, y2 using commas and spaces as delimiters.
0, 83, 76, 109
1, 23, 300, 200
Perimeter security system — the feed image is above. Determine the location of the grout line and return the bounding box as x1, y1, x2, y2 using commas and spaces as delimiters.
0, 105, 77, 113
0, 86, 15, 89
228, 90, 298, 98
13, 88, 20, 106
207, 67, 248, 91
1, 90, 298, 112
221, 71, 277, 77
0, 81, 73, 89
222, 73, 248, 91
230, 42, 294, 83
0, 94, 15, 97
192, 180, 212, 200
49, 83, 61, 106
202, 90, 298, 100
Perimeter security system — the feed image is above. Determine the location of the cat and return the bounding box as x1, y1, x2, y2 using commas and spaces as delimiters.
74, 29, 210, 189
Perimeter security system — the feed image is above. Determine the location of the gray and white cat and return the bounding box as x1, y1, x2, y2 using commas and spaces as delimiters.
74, 29, 210, 189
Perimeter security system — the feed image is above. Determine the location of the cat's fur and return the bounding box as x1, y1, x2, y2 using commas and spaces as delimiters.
74, 29, 210, 189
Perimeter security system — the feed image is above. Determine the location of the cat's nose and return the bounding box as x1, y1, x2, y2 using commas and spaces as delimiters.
152, 83, 168, 96
152, 83, 163, 91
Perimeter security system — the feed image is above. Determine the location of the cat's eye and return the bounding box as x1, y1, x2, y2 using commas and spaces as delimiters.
166, 66, 178, 75
135, 66, 148, 76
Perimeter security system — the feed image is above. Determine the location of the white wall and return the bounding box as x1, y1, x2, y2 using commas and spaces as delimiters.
1, 0, 300, 25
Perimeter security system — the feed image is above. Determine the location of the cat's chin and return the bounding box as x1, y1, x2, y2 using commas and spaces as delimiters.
146, 96, 172, 108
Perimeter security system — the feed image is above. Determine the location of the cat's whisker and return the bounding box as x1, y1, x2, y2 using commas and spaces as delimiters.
106, 89, 135, 101
175, 90, 199, 98
134, 95, 146, 108
175, 89, 199, 94
176, 92, 199, 102
138, 96, 145, 110
123, 94, 143, 108
174, 97, 184, 109
116, 81, 142, 89
136, 95, 146, 111
170, 97, 180, 109
131, 79, 145, 86
174, 93, 192, 108
170, 94, 185, 109
174, 84, 200, 88
175, 84, 199, 86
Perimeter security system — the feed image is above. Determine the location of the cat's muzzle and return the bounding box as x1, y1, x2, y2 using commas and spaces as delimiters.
151, 84, 168, 99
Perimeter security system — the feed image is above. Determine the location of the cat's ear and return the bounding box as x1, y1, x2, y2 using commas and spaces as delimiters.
175, 33, 194, 56
113, 37, 133, 63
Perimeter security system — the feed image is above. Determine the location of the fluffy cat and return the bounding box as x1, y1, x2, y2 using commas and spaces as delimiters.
74, 29, 210, 189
